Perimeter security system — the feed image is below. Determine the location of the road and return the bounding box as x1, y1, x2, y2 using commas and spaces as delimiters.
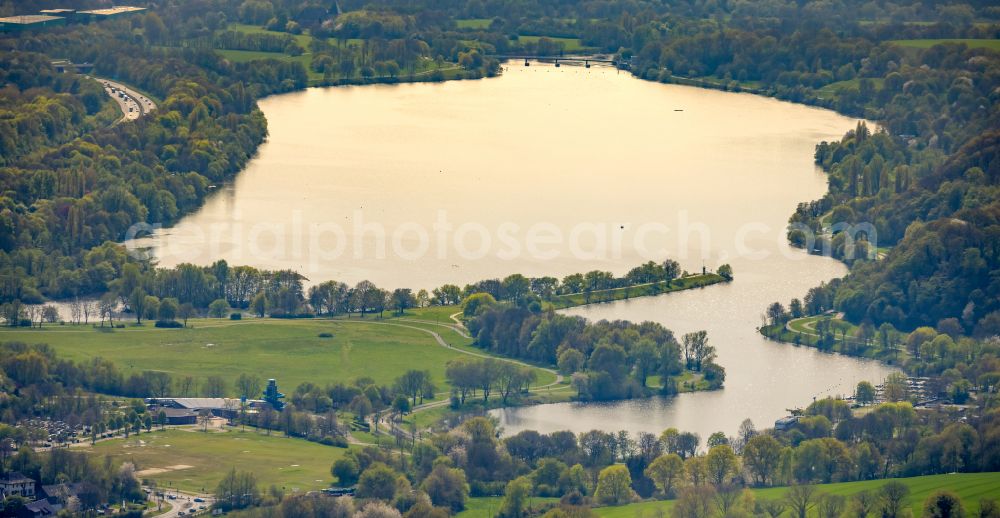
146, 487, 214, 517
94, 77, 157, 122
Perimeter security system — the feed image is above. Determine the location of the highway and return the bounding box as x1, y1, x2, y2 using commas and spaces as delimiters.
95, 77, 157, 122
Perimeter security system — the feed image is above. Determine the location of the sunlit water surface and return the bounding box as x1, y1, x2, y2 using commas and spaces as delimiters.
130, 64, 896, 439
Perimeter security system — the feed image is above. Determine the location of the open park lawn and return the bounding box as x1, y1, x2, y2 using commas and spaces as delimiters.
0, 318, 469, 392
84, 428, 345, 493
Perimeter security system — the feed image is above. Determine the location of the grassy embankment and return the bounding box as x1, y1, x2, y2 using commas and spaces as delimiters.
760, 315, 906, 365
459, 473, 1000, 518
547, 273, 726, 310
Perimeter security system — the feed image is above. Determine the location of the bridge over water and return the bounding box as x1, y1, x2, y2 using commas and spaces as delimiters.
488, 54, 627, 69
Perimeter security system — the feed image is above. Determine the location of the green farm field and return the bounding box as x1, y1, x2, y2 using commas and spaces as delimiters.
591, 473, 1000, 518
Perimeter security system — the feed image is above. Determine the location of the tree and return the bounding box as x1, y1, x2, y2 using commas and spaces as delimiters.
787, 485, 818, 518
645, 453, 684, 497
179, 302, 195, 327
856, 381, 876, 406
818, 494, 846, 518
158, 298, 178, 321
558, 349, 586, 375
499, 476, 532, 518
880, 481, 910, 518
332, 456, 360, 486
849, 490, 879, 518
594, 465, 633, 505
717, 264, 733, 281
706, 445, 739, 486
357, 463, 402, 501
883, 372, 908, 402
421, 464, 469, 512
130, 288, 147, 324
143, 12, 167, 43
143, 296, 160, 322
216, 468, 259, 510
743, 435, 782, 486
759, 499, 788, 518
209, 298, 229, 318
395, 370, 431, 406
203, 376, 226, 397
251, 292, 268, 317
767, 302, 789, 326
236, 374, 262, 401
675, 485, 716, 518
923, 492, 965, 518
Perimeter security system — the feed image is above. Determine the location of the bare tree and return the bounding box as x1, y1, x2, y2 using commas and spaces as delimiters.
786, 485, 819, 518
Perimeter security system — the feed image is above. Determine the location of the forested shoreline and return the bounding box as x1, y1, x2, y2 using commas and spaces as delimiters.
0, 0, 998, 515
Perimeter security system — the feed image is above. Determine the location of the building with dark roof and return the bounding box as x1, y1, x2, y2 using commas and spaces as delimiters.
0, 471, 36, 500
0, 15, 65, 32
18, 499, 60, 518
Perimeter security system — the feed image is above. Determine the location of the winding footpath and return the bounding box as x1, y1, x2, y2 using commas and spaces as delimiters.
334, 312, 565, 440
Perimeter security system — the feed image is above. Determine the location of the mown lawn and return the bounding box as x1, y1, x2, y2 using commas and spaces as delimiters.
228, 23, 315, 49
456, 18, 493, 29
85, 428, 347, 492
0, 318, 467, 394
517, 35, 589, 52
889, 38, 1000, 50
592, 473, 1000, 518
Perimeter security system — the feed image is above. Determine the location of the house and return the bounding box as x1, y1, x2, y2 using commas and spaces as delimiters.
0, 471, 36, 499
17, 499, 61, 518
774, 415, 800, 431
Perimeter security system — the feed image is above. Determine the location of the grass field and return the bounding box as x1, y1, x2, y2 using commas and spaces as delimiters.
817, 78, 885, 97
85, 428, 345, 492
592, 473, 1000, 518
457, 496, 559, 518
518, 35, 588, 52
0, 318, 474, 394
229, 23, 315, 50
456, 18, 493, 29
889, 39, 1000, 50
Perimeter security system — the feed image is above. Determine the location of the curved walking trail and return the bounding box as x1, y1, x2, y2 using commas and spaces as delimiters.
335, 314, 565, 440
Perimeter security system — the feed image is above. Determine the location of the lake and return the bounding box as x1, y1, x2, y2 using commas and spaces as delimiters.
131, 63, 896, 439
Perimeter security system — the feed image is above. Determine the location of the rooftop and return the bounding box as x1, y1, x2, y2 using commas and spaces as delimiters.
0, 471, 33, 483
0, 15, 63, 24
79, 6, 146, 15
148, 397, 264, 410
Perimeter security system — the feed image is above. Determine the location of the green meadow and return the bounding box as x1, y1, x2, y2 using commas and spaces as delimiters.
86, 428, 346, 492
889, 38, 1000, 50
0, 317, 480, 393
517, 35, 589, 52
591, 473, 1000, 518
